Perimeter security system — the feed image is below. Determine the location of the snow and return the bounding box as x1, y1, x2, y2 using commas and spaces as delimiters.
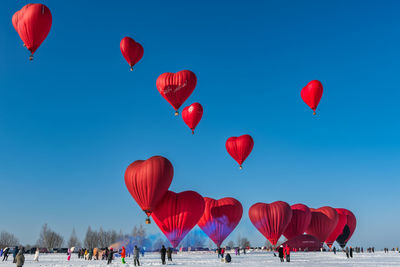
2, 250, 400, 266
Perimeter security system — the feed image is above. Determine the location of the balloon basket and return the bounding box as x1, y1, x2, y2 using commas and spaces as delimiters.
239, 165, 243, 170
130, 66, 133, 71
145, 218, 151, 224
29, 55, 33, 61
174, 111, 179, 116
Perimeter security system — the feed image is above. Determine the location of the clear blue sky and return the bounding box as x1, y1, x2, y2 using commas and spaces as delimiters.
1, 0, 400, 249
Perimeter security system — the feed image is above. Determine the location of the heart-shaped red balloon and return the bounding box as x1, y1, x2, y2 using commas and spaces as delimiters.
12, 4, 52, 59
120, 37, 144, 71
300, 80, 323, 115
197, 197, 243, 247
325, 208, 347, 248
152, 190, 205, 248
306, 206, 338, 244
182, 102, 203, 134
156, 70, 197, 115
249, 201, 292, 245
226, 134, 254, 169
283, 203, 312, 240
124, 156, 173, 218
335, 208, 357, 248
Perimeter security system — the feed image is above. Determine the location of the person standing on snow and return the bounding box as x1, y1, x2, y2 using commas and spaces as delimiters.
345, 247, 349, 258
221, 247, 225, 259
12, 246, 19, 263
133, 245, 140, 266
67, 248, 71, 261
167, 247, 173, 261
225, 253, 232, 263
278, 245, 284, 262
333, 247, 336, 255
33, 248, 39, 261
2, 247, 9, 261
284, 245, 290, 262
15, 249, 24, 267
350, 247, 353, 258
107, 248, 117, 265
160, 245, 167, 265
121, 246, 126, 264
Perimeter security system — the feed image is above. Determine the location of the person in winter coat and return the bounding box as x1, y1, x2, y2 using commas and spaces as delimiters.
107, 248, 117, 265
2, 247, 9, 261
67, 248, 71, 261
160, 245, 167, 265
13, 246, 19, 263
33, 248, 39, 261
121, 246, 126, 264
221, 248, 225, 259
278, 245, 284, 262
217, 247, 222, 258
350, 247, 353, 258
284, 245, 290, 262
167, 247, 173, 261
333, 247, 336, 255
15, 249, 24, 267
89, 249, 93, 260
225, 253, 232, 263
0, 248, 3, 257
133, 245, 140, 266
345, 247, 349, 258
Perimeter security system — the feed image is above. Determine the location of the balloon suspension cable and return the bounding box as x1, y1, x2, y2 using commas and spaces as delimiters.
145, 217, 151, 224
174, 110, 179, 116
130, 66, 133, 71
239, 165, 243, 170
29, 54, 33, 61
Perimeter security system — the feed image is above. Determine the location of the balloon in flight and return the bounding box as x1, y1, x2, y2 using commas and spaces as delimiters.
182, 102, 203, 134
301, 80, 323, 115
124, 156, 173, 223
156, 70, 197, 115
12, 4, 52, 60
120, 37, 144, 71
226, 134, 254, 169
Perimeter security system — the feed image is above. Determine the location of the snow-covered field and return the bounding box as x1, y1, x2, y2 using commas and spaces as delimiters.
1, 251, 400, 266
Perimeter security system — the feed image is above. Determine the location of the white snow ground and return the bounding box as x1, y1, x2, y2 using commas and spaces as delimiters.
1, 250, 400, 266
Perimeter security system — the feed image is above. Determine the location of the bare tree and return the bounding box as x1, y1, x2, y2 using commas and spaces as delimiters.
238, 237, 250, 248
0, 231, 19, 248
37, 224, 64, 249
67, 228, 81, 248
132, 225, 147, 247
83, 226, 98, 249
182, 229, 206, 248
152, 238, 168, 251
227, 240, 235, 248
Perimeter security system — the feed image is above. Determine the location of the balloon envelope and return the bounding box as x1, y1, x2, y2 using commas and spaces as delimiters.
152, 190, 205, 248
12, 4, 52, 57
306, 207, 338, 244
120, 37, 144, 70
156, 70, 197, 114
283, 204, 312, 240
336, 209, 357, 248
281, 234, 322, 252
300, 80, 323, 114
197, 197, 243, 247
226, 134, 254, 168
124, 156, 173, 217
182, 102, 203, 134
249, 201, 292, 245
325, 209, 347, 248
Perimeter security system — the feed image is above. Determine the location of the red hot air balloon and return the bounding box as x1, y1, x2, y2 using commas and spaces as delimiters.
336, 209, 357, 248
300, 80, 323, 115
226, 135, 254, 169
182, 102, 203, 134
306, 207, 338, 245
12, 4, 52, 60
156, 70, 197, 115
197, 197, 243, 247
283, 203, 312, 240
152, 190, 205, 248
124, 156, 173, 224
248, 201, 292, 246
325, 208, 347, 248
120, 37, 144, 71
